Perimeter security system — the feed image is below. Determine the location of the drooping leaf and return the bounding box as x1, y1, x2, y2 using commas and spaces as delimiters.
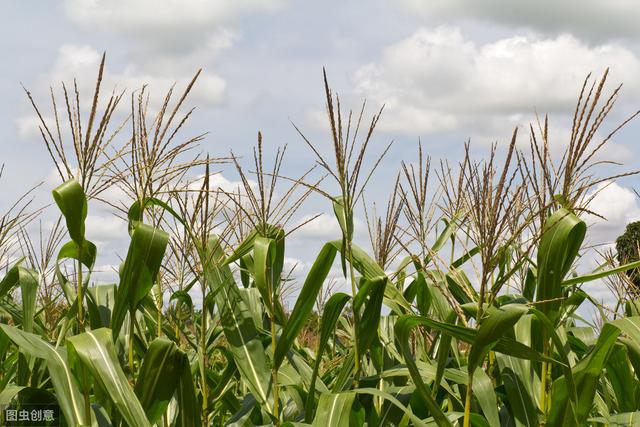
275, 242, 337, 369
0, 324, 91, 426
394, 316, 454, 426
468, 304, 529, 375
328, 240, 412, 313
0, 264, 38, 332
547, 323, 621, 427
305, 292, 350, 421
204, 235, 272, 409
67, 328, 150, 427
134, 337, 199, 426
127, 197, 187, 235
312, 392, 355, 427
111, 222, 169, 339
536, 208, 586, 325
52, 179, 88, 244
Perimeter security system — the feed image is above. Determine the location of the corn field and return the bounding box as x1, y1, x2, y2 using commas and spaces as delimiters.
2, 58, 640, 427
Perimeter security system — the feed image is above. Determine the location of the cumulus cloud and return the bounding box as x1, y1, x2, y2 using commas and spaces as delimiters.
395, 0, 640, 42
187, 172, 254, 194
16, 43, 227, 142
353, 27, 640, 140
65, 0, 285, 45
584, 181, 640, 246
85, 214, 128, 244
50, 44, 226, 107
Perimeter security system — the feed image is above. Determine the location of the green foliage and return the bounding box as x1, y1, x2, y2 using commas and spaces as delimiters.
616, 221, 640, 287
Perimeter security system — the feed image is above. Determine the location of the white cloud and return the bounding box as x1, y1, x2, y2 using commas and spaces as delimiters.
584, 181, 640, 246
49, 44, 226, 108
14, 115, 52, 140
85, 214, 128, 243
187, 172, 253, 194
283, 257, 306, 276
395, 0, 640, 41
291, 213, 343, 241
64, 0, 285, 51
17, 43, 227, 143
353, 27, 640, 139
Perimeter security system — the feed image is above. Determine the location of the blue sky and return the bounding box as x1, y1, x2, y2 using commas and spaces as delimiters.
3, 0, 640, 312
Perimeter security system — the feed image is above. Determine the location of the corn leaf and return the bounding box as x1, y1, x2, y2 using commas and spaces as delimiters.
0, 324, 91, 427
274, 242, 337, 369
52, 179, 87, 244
305, 291, 350, 421
312, 392, 355, 427
67, 328, 150, 427
536, 208, 586, 325
395, 316, 454, 426
547, 323, 620, 427
111, 222, 169, 339
205, 235, 272, 409
468, 304, 529, 375
135, 338, 199, 425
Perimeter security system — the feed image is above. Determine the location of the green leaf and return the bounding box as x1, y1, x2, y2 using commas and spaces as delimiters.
496, 352, 539, 427
57, 239, 97, 271
135, 338, 199, 425
0, 265, 38, 332
399, 315, 554, 365
127, 197, 187, 235
425, 216, 457, 266
356, 387, 428, 427
547, 323, 621, 426
468, 304, 529, 375
0, 324, 91, 426
312, 392, 355, 427
67, 328, 150, 427
605, 343, 637, 413
52, 179, 88, 244
328, 240, 412, 313
223, 229, 258, 266
562, 259, 640, 287
175, 355, 200, 427
204, 235, 272, 409
253, 235, 278, 313
356, 275, 387, 354
394, 316, 453, 426
111, 222, 169, 338
589, 412, 640, 426
536, 208, 586, 325
305, 292, 350, 422
471, 368, 500, 427
86, 284, 116, 329
432, 311, 458, 399
275, 242, 337, 369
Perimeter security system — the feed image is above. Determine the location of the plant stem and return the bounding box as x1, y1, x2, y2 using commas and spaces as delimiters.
270, 312, 280, 425
76, 258, 84, 330
81, 365, 91, 422
157, 272, 162, 337
540, 340, 549, 415
76, 256, 91, 423
540, 361, 547, 413
463, 378, 473, 427
201, 282, 208, 424
347, 239, 361, 387
128, 312, 135, 374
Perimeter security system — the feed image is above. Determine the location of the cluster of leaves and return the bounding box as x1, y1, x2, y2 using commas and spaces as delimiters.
2, 60, 640, 427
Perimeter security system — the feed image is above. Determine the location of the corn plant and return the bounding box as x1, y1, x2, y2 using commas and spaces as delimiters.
3, 60, 640, 427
